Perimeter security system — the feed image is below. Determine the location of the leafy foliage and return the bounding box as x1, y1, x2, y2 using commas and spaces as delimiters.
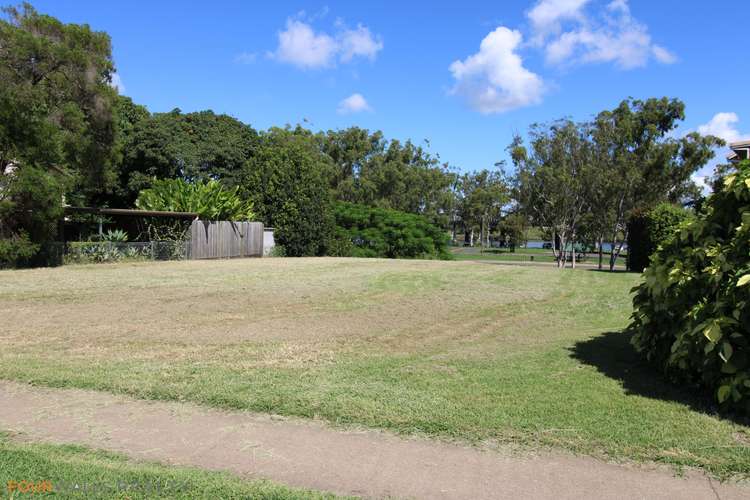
239, 128, 334, 257
135, 178, 255, 221
333, 202, 450, 259
115, 109, 258, 205
629, 161, 750, 413
626, 203, 694, 272
0, 3, 119, 196
0, 165, 63, 267
318, 127, 456, 227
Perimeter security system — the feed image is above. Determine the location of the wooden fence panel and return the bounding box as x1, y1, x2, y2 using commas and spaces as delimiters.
189, 220, 264, 259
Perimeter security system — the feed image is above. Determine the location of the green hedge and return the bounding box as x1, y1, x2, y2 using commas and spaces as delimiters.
626, 203, 694, 273
333, 202, 450, 259
629, 161, 750, 413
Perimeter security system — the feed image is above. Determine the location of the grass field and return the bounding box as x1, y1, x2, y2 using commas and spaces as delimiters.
0, 433, 337, 499
1, 258, 748, 478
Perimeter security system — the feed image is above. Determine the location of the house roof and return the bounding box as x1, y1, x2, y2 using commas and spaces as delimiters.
727, 140, 750, 161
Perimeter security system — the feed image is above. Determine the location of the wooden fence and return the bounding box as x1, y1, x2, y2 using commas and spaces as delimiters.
189, 220, 264, 259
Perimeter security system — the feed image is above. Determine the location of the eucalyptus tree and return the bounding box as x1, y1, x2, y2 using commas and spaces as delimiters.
591, 98, 722, 270
510, 120, 593, 268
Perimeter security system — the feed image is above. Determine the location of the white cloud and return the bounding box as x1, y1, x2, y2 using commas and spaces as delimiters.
532, 0, 675, 69
271, 17, 382, 69
337, 93, 372, 114
449, 27, 545, 114
339, 25, 383, 62
527, 0, 591, 42
110, 73, 124, 94
697, 112, 750, 144
273, 19, 338, 69
651, 44, 677, 64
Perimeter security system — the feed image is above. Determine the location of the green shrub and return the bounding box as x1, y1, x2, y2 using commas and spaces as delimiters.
0, 231, 38, 268
136, 179, 255, 221
627, 203, 694, 272
334, 202, 450, 259
629, 161, 750, 413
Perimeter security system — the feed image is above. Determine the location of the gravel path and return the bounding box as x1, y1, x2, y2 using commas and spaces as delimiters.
0, 381, 746, 499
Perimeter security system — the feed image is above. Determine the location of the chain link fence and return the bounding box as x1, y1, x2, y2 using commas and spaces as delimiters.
63, 241, 191, 264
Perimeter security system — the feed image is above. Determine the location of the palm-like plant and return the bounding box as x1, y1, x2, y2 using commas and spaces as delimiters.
135, 179, 255, 221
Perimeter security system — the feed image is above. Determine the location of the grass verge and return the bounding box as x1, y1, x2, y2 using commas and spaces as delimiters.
0, 433, 339, 499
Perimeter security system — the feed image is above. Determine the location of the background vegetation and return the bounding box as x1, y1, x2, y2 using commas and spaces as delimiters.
0, 5, 729, 267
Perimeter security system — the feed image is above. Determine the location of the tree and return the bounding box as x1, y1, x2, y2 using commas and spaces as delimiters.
497, 212, 528, 252
591, 98, 722, 270
318, 127, 457, 227
116, 108, 258, 205
239, 127, 334, 256
0, 3, 119, 265
0, 165, 62, 267
0, 3, 119, 193
456, 169, 508, 248
511, 120, 593, 268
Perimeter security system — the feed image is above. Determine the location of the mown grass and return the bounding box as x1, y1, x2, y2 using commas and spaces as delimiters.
0, 434, 339, 499
1, 258, 748, 479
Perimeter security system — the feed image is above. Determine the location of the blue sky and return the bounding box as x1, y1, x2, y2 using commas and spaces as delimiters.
33, 0, 749, 183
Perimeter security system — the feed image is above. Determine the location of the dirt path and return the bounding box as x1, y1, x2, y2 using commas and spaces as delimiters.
0, 381, 746, 499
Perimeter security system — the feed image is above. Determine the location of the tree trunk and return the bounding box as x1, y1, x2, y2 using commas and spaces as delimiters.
571, 238, 576, 269
597, 236, 603, 270
557, 233, 566, 269
470, 228, 474, 247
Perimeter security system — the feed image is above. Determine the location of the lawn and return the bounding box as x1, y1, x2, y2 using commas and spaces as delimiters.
1, 258, 748, 478
0, 433, 338, 499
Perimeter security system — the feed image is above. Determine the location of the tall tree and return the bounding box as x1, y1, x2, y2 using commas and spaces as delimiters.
0, 3, 119, 193
0, 3, 119, 264
591, 98, 722, 270
511, 120, 593, 268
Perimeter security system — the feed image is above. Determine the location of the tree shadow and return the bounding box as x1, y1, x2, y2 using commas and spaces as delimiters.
569, 331, 748, 425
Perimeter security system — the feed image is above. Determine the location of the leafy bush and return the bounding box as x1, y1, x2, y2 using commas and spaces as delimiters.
136, 179, 255, 221
629, 161, 750, 413
627, 203, 694, 272
334, 202, 450, 259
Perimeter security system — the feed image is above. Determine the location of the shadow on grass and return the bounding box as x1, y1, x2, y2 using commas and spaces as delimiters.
569, 331, 748, 424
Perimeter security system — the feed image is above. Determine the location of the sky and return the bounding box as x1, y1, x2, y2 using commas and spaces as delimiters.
31, 0, 750, 186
